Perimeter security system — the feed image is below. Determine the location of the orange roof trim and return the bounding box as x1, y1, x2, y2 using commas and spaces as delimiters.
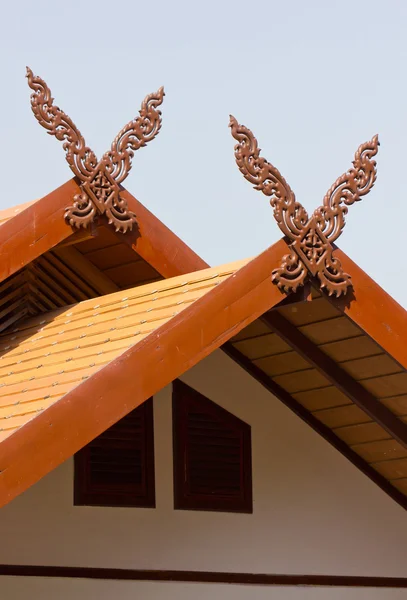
0, 179, 207, 285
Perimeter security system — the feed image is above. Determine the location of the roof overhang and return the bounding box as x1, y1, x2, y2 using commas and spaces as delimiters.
0, 178, 208, 285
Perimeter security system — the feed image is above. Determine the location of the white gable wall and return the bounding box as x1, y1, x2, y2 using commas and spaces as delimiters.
0, 349, 406, 598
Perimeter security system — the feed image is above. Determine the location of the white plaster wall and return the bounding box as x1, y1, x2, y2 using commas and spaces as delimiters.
1, 578, 407, 600
0, 350, 406, 580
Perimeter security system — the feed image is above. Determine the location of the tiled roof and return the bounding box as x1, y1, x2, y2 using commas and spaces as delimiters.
0, 259, 248, 442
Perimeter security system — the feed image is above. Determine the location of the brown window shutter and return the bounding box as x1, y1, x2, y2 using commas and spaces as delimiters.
74, 399, 155, 507
172, 380, 252, 513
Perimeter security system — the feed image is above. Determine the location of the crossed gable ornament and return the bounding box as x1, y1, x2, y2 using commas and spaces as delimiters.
230, 117, 379, 297
27, 68, 379, 298
27, 68, 164, 233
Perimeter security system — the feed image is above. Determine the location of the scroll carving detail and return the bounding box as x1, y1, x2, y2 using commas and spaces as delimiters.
27, 68, 164, 233
230, 116, 379, 297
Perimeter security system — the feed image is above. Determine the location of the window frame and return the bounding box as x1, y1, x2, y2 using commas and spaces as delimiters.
172, 380, 253, 513
74, 398, 155, 508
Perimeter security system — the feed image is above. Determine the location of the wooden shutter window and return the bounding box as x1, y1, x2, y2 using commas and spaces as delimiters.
172, 380, 252, 513
74, 399, 155, 507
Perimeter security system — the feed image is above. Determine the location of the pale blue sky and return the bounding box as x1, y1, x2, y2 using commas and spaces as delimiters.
1, 0, 406, 306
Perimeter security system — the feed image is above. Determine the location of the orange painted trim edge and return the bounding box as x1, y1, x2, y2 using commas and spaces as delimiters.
121, 189, 209, 277
0, 180, 208, 286
330, 247, 407, 371
0, 180, 80, 283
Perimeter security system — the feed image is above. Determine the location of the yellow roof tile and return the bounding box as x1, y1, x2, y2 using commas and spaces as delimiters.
0, 258, 249, 440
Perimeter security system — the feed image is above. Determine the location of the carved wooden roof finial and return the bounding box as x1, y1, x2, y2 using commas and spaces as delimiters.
27, 67, 164, 233
230, 115, 379, 297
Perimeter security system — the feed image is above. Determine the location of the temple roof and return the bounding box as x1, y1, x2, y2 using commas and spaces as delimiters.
0, 203, 406, 511
0, 68, 405, 512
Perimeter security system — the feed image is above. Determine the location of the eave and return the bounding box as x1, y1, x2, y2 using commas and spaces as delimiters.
0, 178, 207, 285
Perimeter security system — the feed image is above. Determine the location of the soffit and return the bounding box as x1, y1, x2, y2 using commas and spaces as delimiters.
230, 294, 407, 506
73, 224, 162, 289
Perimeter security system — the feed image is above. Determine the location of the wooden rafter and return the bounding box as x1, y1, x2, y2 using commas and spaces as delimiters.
263, 311, 407, 448
27, 264, 73, 306
0, 309, 29, 334
52, 246, 119, 295
0, 273, 29, 333
43, 253, 101, 300
0, 245, 123, 334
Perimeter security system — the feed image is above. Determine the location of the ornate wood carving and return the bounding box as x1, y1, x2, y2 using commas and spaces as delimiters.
230, 116, 379, 296
27, 68, 164, 233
